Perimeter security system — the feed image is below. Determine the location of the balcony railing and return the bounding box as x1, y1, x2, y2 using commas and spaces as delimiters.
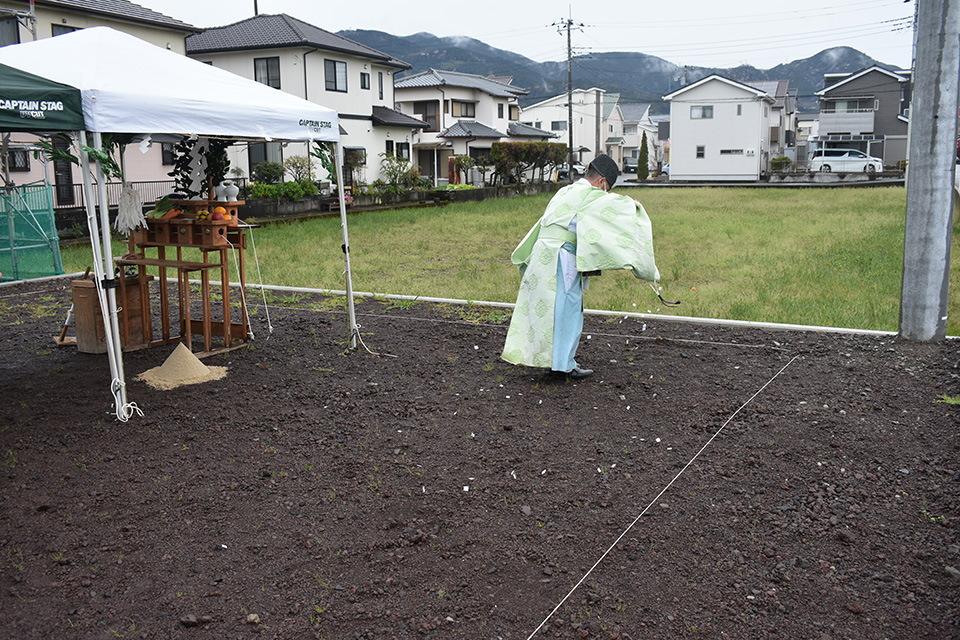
817, 110, 875, 136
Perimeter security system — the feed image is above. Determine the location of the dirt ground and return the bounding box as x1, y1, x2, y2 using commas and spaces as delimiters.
1, 276, 958, 640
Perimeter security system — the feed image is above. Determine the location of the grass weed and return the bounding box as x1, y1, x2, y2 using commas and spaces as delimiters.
59, 186, 959, 334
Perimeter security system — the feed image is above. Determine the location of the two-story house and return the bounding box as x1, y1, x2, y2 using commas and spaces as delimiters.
747, 80, 798, 164
812, 65, 910, 168
185, 14, 427, 185
0, 0, 197, 204
663, 74, 775, 181
602, 93, 625, 169
619, 102, 662, 174
519, 88, 614, 168
394, 69, 530, 184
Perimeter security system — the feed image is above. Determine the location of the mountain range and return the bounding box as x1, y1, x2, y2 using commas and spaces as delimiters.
338, 29, 903, 113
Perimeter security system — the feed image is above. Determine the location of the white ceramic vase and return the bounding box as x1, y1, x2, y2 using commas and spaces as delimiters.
222, 180, 240, 202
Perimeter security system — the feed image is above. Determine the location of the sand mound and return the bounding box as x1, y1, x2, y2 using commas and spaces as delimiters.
137, 342, 227, 390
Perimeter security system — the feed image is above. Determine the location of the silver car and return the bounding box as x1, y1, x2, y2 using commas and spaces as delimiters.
810, 148, 883, 173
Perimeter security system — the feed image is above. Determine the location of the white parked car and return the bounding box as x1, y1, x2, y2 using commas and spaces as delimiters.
810, 148, 883, 173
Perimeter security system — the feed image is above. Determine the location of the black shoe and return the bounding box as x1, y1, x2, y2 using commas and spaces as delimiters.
568, 366, 593, 379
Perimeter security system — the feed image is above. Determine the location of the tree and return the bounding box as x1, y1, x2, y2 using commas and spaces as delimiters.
637, 132, 650, 181
283, 155, 316, 182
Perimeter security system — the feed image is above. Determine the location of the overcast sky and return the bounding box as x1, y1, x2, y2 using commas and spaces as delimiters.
145, 0, 915, 71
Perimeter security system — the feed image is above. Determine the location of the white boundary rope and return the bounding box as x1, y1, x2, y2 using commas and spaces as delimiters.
233, 219, 273, 339
525, 353, 801, 640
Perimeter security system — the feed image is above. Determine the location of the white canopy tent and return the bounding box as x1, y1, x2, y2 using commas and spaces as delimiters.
0, 27, 359, 420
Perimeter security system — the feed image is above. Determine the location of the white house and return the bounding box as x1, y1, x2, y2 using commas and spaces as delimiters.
601, 93, 625, 168
747, 80, 798, 164
519, 88, 617, 168
0, 0, 198, 204
663, 75, 775, 181
394, 69, 539, 184
619, 102, 662, 174
186, 14, 428, 186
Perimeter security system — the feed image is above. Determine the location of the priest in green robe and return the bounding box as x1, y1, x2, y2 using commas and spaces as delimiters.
501, 154, 660, 378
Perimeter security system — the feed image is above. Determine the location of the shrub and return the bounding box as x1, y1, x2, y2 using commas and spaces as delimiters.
248, 179, 318, 200
251, 161, 284, 184
771, 156, 792, 172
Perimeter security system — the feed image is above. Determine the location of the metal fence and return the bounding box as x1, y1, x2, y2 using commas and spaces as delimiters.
52, 179, 249, 209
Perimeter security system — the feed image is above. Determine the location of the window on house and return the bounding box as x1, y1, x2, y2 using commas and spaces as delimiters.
378, 72, 384, 100
0, 18, 19, 46
385, 140, 394, 155
609, 124, 614, 133
764, 106, 768, 117
249, 141, 283, 172
324, 59, 347, 92
737, 104, 742, 116
534, 121, 542, 129
413, 101, 439, 131
452, 101, 476, 118
344, 147, 366, 166
396, 142, 410, 160
161, 143, 176, 166
254, 57, 281, 89
874, 99, 880, 111
509, 105, 519, 121
498, 103, 504, 118
690, 105, 713, 119
719, 149, 744, 155
361, 72, 370, 90
696, 145, 705, 159
51, 24, 79, 37
5, 149, 29, 172
551, 121, 567, 131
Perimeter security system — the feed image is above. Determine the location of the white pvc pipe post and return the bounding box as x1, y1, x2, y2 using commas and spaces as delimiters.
91, 131, 129, 416
78, 131, 124, 416
334, 141, 358, 349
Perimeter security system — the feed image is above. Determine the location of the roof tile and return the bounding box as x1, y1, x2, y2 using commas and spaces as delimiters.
186, 14, 409, 68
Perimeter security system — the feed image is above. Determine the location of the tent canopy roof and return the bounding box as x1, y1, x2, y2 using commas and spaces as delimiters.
0, 27, 339, 142
0, 63, 85, 132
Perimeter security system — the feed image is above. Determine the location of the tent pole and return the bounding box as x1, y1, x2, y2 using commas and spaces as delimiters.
333, 141, 358, 350
78, 131, 123, 418
91, 131, 132, 420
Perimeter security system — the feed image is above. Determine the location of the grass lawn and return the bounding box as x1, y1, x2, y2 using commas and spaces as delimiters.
62, 185, 960, 334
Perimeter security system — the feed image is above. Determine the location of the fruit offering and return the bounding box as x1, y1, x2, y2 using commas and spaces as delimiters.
195, 209, 210, 220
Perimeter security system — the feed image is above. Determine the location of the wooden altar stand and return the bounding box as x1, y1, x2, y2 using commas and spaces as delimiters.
117, 201, 250, 358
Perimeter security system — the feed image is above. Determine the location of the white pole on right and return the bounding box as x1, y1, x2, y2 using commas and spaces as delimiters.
900, 0, 960, 342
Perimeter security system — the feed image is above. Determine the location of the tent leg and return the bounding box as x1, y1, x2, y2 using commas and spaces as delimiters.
92, 132, 132, 419
79, 131, 136, 421
334, 142, 358, 350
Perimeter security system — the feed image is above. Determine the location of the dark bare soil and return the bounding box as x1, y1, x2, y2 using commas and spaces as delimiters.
1, 276, 959, 640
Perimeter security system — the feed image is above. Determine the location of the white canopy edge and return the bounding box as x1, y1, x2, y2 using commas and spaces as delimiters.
0, 27, 340, 142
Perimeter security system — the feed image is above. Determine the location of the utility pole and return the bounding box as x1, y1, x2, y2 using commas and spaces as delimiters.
254, 0, 259, 16
899, 0, 960, 341
555, 12, 582, 178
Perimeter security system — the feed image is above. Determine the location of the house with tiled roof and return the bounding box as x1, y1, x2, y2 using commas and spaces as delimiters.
394, 69, 544, 184
186, 13, 427, 185
0, 0, 196, 50
0, 0, 199, 204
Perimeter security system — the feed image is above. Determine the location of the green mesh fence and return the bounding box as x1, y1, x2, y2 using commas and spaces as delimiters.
0, 185, 64, 282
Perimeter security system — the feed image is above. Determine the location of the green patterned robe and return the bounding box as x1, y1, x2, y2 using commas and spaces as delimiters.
501, 179, 660, 369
